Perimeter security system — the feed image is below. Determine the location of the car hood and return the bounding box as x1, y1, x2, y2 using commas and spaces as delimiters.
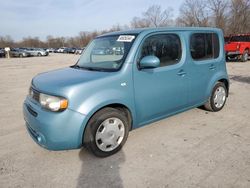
225, 42, 240, 51
32, 67, 112, 95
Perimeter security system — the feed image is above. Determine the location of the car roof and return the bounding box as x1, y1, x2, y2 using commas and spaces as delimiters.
99, 27, 221, 37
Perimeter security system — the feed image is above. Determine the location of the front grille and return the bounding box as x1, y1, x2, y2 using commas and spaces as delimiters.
30, 87, 40, 102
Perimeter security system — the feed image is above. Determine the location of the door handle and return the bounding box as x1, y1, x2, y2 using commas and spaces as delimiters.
177, 70, 186, 76
209, 64, 216, 70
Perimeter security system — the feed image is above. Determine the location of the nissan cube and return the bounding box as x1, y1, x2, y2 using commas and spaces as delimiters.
23, 27, 229, 157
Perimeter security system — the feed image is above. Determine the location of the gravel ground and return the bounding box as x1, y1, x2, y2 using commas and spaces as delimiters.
0, 54, 250, 188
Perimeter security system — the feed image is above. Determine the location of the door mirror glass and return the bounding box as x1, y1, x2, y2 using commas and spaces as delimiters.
139, 55, 160, 69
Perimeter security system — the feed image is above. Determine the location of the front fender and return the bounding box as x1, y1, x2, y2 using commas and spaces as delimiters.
79, 88, 134, 115
75, 88, 136, 145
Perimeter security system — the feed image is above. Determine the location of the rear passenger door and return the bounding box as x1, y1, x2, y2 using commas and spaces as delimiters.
188, 32, 220, 105
133, 33, 188, 126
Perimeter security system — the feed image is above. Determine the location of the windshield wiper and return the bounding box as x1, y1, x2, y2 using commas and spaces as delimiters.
70, 64, 114, 72
81, 67, 107, 72
70, 65, 104, 71
70, 64, 81, 69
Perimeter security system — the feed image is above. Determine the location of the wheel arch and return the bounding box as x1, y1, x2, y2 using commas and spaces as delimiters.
99, 103, 133, 130
218, 78, 229, 97
80, 102, 134, 146
206, 72, 229, 100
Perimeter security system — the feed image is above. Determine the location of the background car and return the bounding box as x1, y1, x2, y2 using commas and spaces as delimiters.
46, 48, 55, 53
113, 47, 124, 55
75, 48, 85, 55
92, 47, 113, 55
9, 48, 31, 58
57, 47, 66, 53
23, 48, 48, 56
0, 48, 5, 57
63, 47, 76, 54
225, 34, 250, 62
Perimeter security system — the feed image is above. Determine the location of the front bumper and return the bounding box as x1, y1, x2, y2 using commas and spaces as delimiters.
23, 97, 88, 150
226, 51, 240, 56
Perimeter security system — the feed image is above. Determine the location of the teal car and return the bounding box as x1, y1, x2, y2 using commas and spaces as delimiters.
23, 27, 229, 157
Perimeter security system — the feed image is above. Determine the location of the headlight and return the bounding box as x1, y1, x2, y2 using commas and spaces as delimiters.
39, 93, 68, 112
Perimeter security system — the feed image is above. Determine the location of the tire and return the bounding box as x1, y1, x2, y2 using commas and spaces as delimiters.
204, 82, 227, 112
37, 53, 41, 57
225, 55, 229, 62
19, 54, 23, 58
83, 107, 129, 157
241, 50, 249, 62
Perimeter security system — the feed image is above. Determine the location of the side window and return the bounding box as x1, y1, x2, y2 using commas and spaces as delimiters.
190, 33, 220, 60
138, 34, 182, 67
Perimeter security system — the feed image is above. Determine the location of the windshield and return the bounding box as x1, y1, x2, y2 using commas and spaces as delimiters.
230, 35, 247, 42
224, 37, 230, 43
75, 35, 136, 71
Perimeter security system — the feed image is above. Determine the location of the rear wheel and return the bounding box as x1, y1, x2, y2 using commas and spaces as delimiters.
83, 107, 129, 157
241, 50, 249, 62
204, 82, 227, 112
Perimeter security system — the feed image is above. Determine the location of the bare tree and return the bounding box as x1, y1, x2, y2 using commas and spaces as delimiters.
4, 1, 250, 48
130, 17, 151, 28
207, 0, 229, 33
143, 5, 173, 27
0, 35, 14, 48
228, 0, 250, 34
108, 24, 122, 32
130, 5, 173, 28
19, 37, 43, 48
78, 32, 89, 47
177, 0, 210, 27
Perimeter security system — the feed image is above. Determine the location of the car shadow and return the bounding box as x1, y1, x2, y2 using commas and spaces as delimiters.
229, 75, 250, 84
226, 59, 249, 63
76, 148, 125, 188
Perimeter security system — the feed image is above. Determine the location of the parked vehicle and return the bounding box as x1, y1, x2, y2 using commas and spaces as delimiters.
24, 48, 48, 56
113, 46, 124, 55
57, 47, 66, 53
10, 48, 31, 58
224, 36, 230, 44
46, 48, 55, 53
225, 34, 250, 62
92, 47, 113, 55
53, 48, 59, 53
0, 49, 5, 57
23, 27, 229, 157
63, 47, 76, 54
75, 48, 85, 55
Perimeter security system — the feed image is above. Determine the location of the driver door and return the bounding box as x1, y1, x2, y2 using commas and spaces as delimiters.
133, 33, 188, 126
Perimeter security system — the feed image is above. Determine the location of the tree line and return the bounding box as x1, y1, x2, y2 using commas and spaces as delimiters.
0, 0, 249, 48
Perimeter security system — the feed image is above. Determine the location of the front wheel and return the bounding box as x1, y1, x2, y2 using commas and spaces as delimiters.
83, 107, 129, 157
204, 82, 227, 112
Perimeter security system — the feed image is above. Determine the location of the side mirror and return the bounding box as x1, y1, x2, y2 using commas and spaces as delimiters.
139, 55, 160, 69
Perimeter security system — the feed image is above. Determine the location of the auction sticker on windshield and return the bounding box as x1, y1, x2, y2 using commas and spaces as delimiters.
117, 35, 135, 42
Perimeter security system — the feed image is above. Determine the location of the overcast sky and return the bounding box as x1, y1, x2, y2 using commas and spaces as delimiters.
0, 0, 183, 41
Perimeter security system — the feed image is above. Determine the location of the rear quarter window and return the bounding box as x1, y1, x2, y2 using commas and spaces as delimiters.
190, 33, 220, 61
